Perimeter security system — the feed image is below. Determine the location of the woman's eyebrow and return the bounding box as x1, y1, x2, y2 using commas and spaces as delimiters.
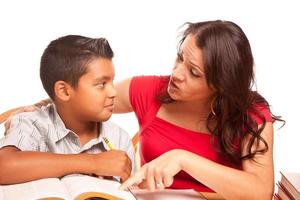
188, 60, 204, 73
181, 51, 205, 73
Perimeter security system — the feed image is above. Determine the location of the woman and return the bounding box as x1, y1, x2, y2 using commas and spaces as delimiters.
116, 20, 283, 200
5, 20, 283, 200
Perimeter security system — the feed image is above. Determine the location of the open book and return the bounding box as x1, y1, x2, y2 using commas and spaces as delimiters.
0, 174, 136, 200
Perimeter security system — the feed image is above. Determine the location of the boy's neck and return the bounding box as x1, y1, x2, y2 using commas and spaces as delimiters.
55, 104, 99, 146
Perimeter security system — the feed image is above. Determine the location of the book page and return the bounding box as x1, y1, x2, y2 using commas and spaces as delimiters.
0, 178, 70, 200
281, 172, 300, 199
283, 172, 300, 192
0, 186, 4, 200
132, 189, 207, 200
61, 175, 136, 200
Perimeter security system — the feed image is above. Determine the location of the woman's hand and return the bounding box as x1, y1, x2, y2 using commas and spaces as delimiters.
4, 99, 51, 134
120, 149, 185, 191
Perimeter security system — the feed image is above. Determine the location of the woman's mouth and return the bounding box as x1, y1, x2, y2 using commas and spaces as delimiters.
169, 80, 180, 90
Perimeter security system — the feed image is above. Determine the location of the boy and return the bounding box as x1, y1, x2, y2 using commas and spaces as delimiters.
0, 35, 135, 184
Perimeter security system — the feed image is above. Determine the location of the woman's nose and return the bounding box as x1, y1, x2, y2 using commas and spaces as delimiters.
172, 65, 185, 81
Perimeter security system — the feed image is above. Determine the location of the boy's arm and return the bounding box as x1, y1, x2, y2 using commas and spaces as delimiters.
0, 146, 132, 184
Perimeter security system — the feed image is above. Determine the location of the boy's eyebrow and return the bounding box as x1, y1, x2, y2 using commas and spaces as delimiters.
94, 76, 111, 81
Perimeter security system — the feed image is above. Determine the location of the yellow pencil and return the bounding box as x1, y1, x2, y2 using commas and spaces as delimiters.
103, 137, 114, 150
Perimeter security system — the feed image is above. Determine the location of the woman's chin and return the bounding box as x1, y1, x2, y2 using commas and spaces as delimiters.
168, 90, 180, 101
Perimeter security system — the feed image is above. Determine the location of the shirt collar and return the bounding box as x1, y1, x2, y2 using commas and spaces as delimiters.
49, 104, 74, 143
49, 104, 106, 148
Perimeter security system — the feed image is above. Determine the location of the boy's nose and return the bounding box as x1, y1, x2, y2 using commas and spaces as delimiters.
108, 84, 117, 98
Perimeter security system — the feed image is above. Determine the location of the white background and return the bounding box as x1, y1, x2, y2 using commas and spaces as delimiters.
0, 0, 299, 183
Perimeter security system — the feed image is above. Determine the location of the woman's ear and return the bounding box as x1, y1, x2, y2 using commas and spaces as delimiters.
54, 81, 73, 102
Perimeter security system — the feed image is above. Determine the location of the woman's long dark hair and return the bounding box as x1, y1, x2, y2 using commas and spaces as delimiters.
158, 20, 284, 164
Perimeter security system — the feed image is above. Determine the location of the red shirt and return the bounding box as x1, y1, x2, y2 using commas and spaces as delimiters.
129, 75, 272, 192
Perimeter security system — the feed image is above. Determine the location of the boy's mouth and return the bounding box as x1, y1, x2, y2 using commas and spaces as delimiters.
104, 104, 114, 111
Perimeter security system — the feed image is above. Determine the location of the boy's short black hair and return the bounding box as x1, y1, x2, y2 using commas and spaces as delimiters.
40, 35, 114, 99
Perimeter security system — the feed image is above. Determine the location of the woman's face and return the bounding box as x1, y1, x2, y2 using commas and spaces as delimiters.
168, 35, 215, 102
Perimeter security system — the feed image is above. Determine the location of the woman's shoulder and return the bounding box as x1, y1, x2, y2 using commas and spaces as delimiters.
129, 75, 169, 122
248, 101, 273, 124
131, 75, 169, 87
130, 75, 169, 100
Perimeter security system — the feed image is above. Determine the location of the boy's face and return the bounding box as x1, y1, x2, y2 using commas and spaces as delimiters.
69, 57, 116, 122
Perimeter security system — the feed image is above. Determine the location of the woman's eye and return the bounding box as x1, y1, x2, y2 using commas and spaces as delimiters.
190, 68, 200, 77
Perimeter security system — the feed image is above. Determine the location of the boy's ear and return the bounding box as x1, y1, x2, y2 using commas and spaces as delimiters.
54, 81, 73, 101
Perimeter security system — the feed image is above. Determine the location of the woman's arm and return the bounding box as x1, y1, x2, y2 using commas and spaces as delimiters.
3, 77, 133, 115
0, 146, 132, 184
6, 78, 134, 115
121, 122, 274, 200
114, 78, 133, 113
2, 78, 134, 131
182, 123, 274, 200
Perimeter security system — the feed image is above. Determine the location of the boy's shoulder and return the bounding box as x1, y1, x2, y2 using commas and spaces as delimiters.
2, 104, 57, 150
101, 121, 129, 136
101, 121, 131, 144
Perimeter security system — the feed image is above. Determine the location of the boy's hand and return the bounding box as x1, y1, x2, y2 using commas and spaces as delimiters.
93, 150, 132, 182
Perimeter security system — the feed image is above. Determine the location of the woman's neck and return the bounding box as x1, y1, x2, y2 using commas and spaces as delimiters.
172, 100, 212, 120
158, 99, 215, 133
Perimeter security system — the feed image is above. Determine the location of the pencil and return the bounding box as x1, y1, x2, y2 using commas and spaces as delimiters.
103, 137, 114, 150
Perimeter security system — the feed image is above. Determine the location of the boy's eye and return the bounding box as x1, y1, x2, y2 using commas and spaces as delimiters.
96, 82, 106, 88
